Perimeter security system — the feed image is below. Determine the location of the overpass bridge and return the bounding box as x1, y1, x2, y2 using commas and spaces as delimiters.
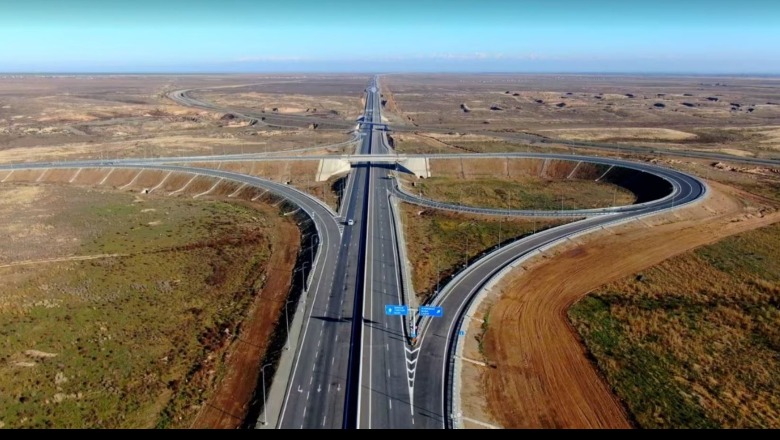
315, 154, 429, 181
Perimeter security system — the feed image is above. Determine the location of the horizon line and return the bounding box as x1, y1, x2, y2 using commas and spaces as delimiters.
2, 71, 780, 77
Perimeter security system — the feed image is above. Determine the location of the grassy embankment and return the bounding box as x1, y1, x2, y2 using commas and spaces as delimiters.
405, 176, 635, 211
569, 222, 780, 428
400, 204, 571, 303
0, 185, 291, 428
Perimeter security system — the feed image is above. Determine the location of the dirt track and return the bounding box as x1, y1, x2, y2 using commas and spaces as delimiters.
466, 182, 780, 428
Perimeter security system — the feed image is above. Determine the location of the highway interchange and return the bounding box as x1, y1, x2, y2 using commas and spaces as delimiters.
0, 77, 713, 429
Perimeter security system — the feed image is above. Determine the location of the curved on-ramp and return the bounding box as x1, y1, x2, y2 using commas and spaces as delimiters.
391, 153, 691, 218
0, 161, 344, 428
405, 156, 708, 429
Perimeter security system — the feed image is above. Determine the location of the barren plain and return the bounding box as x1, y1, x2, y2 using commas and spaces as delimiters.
380, 74, 780, 160
3, 73, 780, 430
0, 75, 360, 164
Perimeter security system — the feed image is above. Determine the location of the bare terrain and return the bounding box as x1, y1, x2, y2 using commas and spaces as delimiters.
194, 75, 368, 122
458, 176, 780, 428
0, 75, 361, 163
380, 74, 780, 160
3, 73, 780, 430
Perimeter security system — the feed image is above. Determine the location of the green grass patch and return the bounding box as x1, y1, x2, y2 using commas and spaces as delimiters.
401, 203, 571, 303
0, 186, 283, 428
569, 222, 780, 428
406, 176, 634, 211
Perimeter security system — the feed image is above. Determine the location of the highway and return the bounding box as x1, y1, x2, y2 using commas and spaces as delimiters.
276, 84, 376, 429
409, 161, 706, 428
357, 80, 417, 428
352, 78, 707, 429
0, 77, 711, 429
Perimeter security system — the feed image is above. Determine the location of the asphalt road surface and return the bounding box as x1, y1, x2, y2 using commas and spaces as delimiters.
0, 77, 709, 429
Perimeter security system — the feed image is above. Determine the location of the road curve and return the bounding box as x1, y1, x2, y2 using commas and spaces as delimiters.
1, 77, 714, 430
407, 163, 707, 428
168, 88, 357, 131
391, 154, 694, 218
0, 161, 345, 427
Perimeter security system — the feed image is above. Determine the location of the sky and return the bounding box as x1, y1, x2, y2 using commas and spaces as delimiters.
0, 0, 778, 73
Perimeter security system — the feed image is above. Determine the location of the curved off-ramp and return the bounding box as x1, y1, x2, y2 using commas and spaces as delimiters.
391, 154, 692, 218
404, 155, 708, 429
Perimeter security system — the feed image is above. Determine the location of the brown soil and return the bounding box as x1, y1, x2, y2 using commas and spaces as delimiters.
190, 204, 300, 428
472, 181, 780, 428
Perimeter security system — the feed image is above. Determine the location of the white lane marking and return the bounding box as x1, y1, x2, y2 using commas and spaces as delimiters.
310, 377, 313, 385
389, 399, 392, 410
306, 391, 310, 400
386, 343, 389, 351
359, 161, 377, 429
322, 415, 327, 427
331, 356, 335, 366
387, 369, 390, 378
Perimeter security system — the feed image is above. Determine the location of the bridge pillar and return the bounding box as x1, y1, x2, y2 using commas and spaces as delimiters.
316, 159, 351, 182
399, 157, 430, 178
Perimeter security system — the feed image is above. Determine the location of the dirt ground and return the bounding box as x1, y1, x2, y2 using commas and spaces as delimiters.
0, 74, 356, 163
461, 181, 780, 428
380, 74, 780, 159
191, 206, 300, 428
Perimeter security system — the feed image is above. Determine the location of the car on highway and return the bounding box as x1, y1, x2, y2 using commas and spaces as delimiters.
347, 219, 354, 226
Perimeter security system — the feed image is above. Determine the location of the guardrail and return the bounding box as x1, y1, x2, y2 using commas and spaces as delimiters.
391, 162, 684, 218
444, 178, 709, 428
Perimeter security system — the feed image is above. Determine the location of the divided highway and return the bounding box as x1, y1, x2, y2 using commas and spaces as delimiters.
358, 81, 417, 428
0, 77, 710, 429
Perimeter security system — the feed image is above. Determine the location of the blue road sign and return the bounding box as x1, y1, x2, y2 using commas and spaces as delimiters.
419, 306, 443, 317
385, 305, 409, 316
